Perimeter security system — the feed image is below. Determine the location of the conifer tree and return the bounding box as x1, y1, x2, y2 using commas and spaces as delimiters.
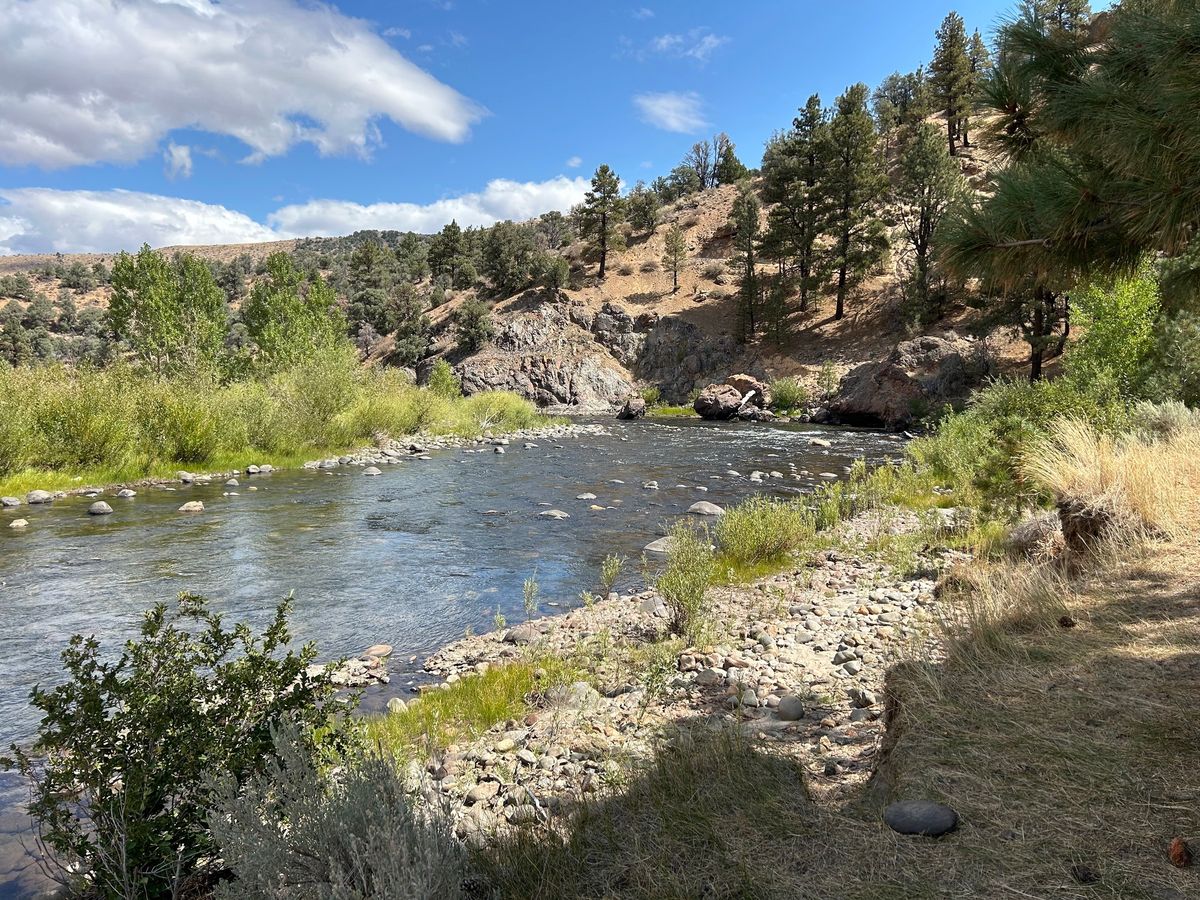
627, 182, 661, 234
662, 223, 687, 293
729, 183, 761, 341
930, 11, 972, 154
823, 84, 889, 321
962, 29, 993, 149
580, 165, 626, 278
714, 136, 749, 185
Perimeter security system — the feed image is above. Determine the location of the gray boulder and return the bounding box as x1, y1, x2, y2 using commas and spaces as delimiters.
725, 373, 771, 408
26, 490, 53, 504
883, 800, 959, 837
687, 501, 725, 516
694, 383, 743, 420
1, 497, 20, 508
88, 501, 113, 516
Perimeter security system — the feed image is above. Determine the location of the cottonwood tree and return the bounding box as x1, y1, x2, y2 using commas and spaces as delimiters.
240, 253, 346, 372
930, 11, 972, 155
759, 94, 829, 312
579, 165, 626, 278
823, 84, 889, 321
662, 223, 687, 292
895, 122, 965, 321
729, 183, 762, 341
108, 245, 226, 375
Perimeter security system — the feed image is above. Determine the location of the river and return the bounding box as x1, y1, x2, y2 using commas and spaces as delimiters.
0, 417, 900, 897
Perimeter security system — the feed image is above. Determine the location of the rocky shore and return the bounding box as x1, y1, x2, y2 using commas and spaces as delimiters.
382, 509, 968, 846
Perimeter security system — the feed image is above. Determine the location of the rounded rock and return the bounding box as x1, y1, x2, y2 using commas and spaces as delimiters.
87, 501, 113, 516
776, 695, 805, 721
687, 501, 725, 517
26, 490, 53, 505
539, 509, 570, 520
0, 496, 20, 508
9, 518, 29, 529
363, 466, 382, 476
117, 489, 137, 499
178, 501, 205, 513
883, 800, 959, 837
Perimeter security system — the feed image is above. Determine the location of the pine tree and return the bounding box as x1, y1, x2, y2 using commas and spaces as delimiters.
346, 240, 396, 334
714, 136, 749, 185
759, 94, 829, 311
627, 182, 661, 234
823, 84, 889, 321
930, 12, 972, 155
428, 220, 468, 283
962, 30, 992, 149
662, 223, 687, 293
729, 184, 762, 342
579, 165, 626, 278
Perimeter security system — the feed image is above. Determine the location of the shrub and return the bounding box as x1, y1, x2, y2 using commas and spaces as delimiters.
639, 385, 662, 407
212, 728, 466, 899
2, 594, 353, 898
655, 523, 715, 643
769, 377, 807, 413
1130, 399, 1200, 438
451, 299, 493, 354
138, 378, 228, 464
715, 497, 815, 565
640, 260, 660, 273
33, 366, 138, 469
617, 263, 635, 276
702, 261, 725, 280
452, 391, 540, 435
428, 358, 462, 399
0, 368, 42, 475
599, 553, 625, 597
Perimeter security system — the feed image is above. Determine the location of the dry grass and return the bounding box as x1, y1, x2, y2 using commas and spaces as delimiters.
1022, 418, 1200, 537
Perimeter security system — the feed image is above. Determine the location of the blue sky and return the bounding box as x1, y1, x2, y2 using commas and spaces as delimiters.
0, 0, 1022, 254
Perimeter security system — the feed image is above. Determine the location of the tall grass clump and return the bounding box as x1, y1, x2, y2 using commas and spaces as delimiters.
0, 368, 43, 476
31, 365, 140, 469
714, 496, 815, 565
655, 523, 715, 644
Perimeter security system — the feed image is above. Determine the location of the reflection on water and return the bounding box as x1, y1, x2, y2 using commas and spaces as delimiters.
0, 418, 899, 897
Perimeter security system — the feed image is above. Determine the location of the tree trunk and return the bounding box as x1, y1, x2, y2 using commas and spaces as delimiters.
835, 264, 846, 321
598, 212, 607, 278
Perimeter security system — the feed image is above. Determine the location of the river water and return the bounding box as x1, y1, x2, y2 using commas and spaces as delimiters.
0, 418, 899, 896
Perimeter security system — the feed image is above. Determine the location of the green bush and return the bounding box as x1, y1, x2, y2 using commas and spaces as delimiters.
639, 385, 662, 407
428, 358, 462, 399
769, 376, 807, 413
0, 368, 42, 475
655, 523, 715, 644
2, 594, 354, 899
211, 727, 466, 899
33, 366, 138, 469
138, 379, 228, 464
715, 496, 815, 565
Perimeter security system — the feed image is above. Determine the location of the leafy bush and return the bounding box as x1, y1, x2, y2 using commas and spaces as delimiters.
138, 378, 227, 464
617, 263, 635, 276
33, 365, 138, 469
769, 377, 807, 413
428, 358, 462, 399
212, 727, 466, 899
1130, 399, 1200, 438
2, 594, 353, 899
639, 385, 662, 407
655, 523, 715, 643
451, 299, 493, 354
715, 497, 815, 565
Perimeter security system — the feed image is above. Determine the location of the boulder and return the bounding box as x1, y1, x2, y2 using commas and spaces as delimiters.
826, 334, 995, 427
687, 501, 725, 517
178, 501, 205, 513
363, 466, 382, 476
616, 396, 647, 420
643, 536, 673, 553
9, 518, 29, 529
0, 497, 20, 508
725, 373, 771, 408
87, 501, 113, 516
776, 695, 805, 721
26, 490, 53, 504
883, 800, 959, 837
736, 407, 776, 423
694, 383, 744, 420
117, 489, 137, 499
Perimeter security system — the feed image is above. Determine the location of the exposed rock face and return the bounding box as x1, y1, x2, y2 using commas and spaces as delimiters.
634, 316, 736, 403
694, 383, 743, 420
825, 333, 994, 427
725, 373, 771, 408
617, 397, 646, 420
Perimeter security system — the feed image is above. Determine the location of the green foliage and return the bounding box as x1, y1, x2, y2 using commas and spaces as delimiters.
599, 553, 625, 597
523, 571, 540, 621
2, 594, 351, 899
241, 253, 348, 373
627, 181, 661, 234
212, 728, 465, 900
428, 358, 462, 398
482, 220, 539, 296
714, 496, 815, 567
638, 385, 662, 407
450, 298, 493, 354
580, 164, 626, 278
1066, 264, 1160, 395
655, 523, 715, 644
930, 11, 973, 154
661, 223, 687, 292
714, 138, 750, 185
769, 376, 807, 412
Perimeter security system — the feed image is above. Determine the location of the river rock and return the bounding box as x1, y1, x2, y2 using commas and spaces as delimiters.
26, 490, 53, 504
808, 437, 832, 448
643, 536, 673, 553
617, 397, 647, 420
387, 697, 408, 714
363, 466, 382, 476
539, 509, 570, 520
725, 373, 771, 408
504, 625, 540, 646
9, 518, 28, 529
364, 644, 393, 658
0, 497, 20, 508
883, 800, 959, 837
687, 501, 725, 516
776, 695, 805, 721
694, 383, 743, 420
576, 493, 597, 500
225, 478, 239, 487
88, 501, 113, 516
546, 681, 601, 709
117, 489, 136, 499
178, 501, 204, 513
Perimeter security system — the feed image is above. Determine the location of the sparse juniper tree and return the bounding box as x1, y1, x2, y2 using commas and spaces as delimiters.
895, 122, 965, 321
395, 232, 429, 283
627, 181, 661, 235
729, 183, 762, 341
930, 11, 973, 155
714, 136, 750, 185
241, 253, 346, 372
535, 210, 573, 250
823, 84, 889, 321
450, 298, 493, 354
759, 94, 830, 312
481, 220, 537, 296
346, 240, 396, 334
428, 220, 469, 285
686, 141, 714, 190
108, 245, 226, 375
662, 223, 687, 293
385, 282, 431, 366
580, 165, 626, 279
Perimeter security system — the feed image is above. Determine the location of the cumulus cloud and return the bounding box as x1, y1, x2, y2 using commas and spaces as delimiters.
565, 155, 583, 168
0, 0, 486, 169
633, 91, 708, 133
268, 176, 590, 236
0, 176, 591, 253
0, 188, 278, 254
163, 142, 193, 180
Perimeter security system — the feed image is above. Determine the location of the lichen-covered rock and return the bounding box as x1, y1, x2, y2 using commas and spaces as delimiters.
826, 333, 994, 427
694, 383, 743, 420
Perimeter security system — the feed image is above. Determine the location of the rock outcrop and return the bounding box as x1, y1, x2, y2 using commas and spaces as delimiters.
822, 333, 994, 427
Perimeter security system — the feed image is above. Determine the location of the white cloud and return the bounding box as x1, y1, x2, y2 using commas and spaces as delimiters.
0, 0, 486, 169
0, 176, 592, 253
383, 26, 412, 38
163, 142, 193, 180
565, 155, 583, 169
268, 176, 590, 236
633, 7, 654, 19
644, 28, 728, 63
633, 91, 708, 133
0, 188, 278, 254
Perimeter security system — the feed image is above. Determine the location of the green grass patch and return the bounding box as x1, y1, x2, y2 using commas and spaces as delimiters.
647, 405, 697, 418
